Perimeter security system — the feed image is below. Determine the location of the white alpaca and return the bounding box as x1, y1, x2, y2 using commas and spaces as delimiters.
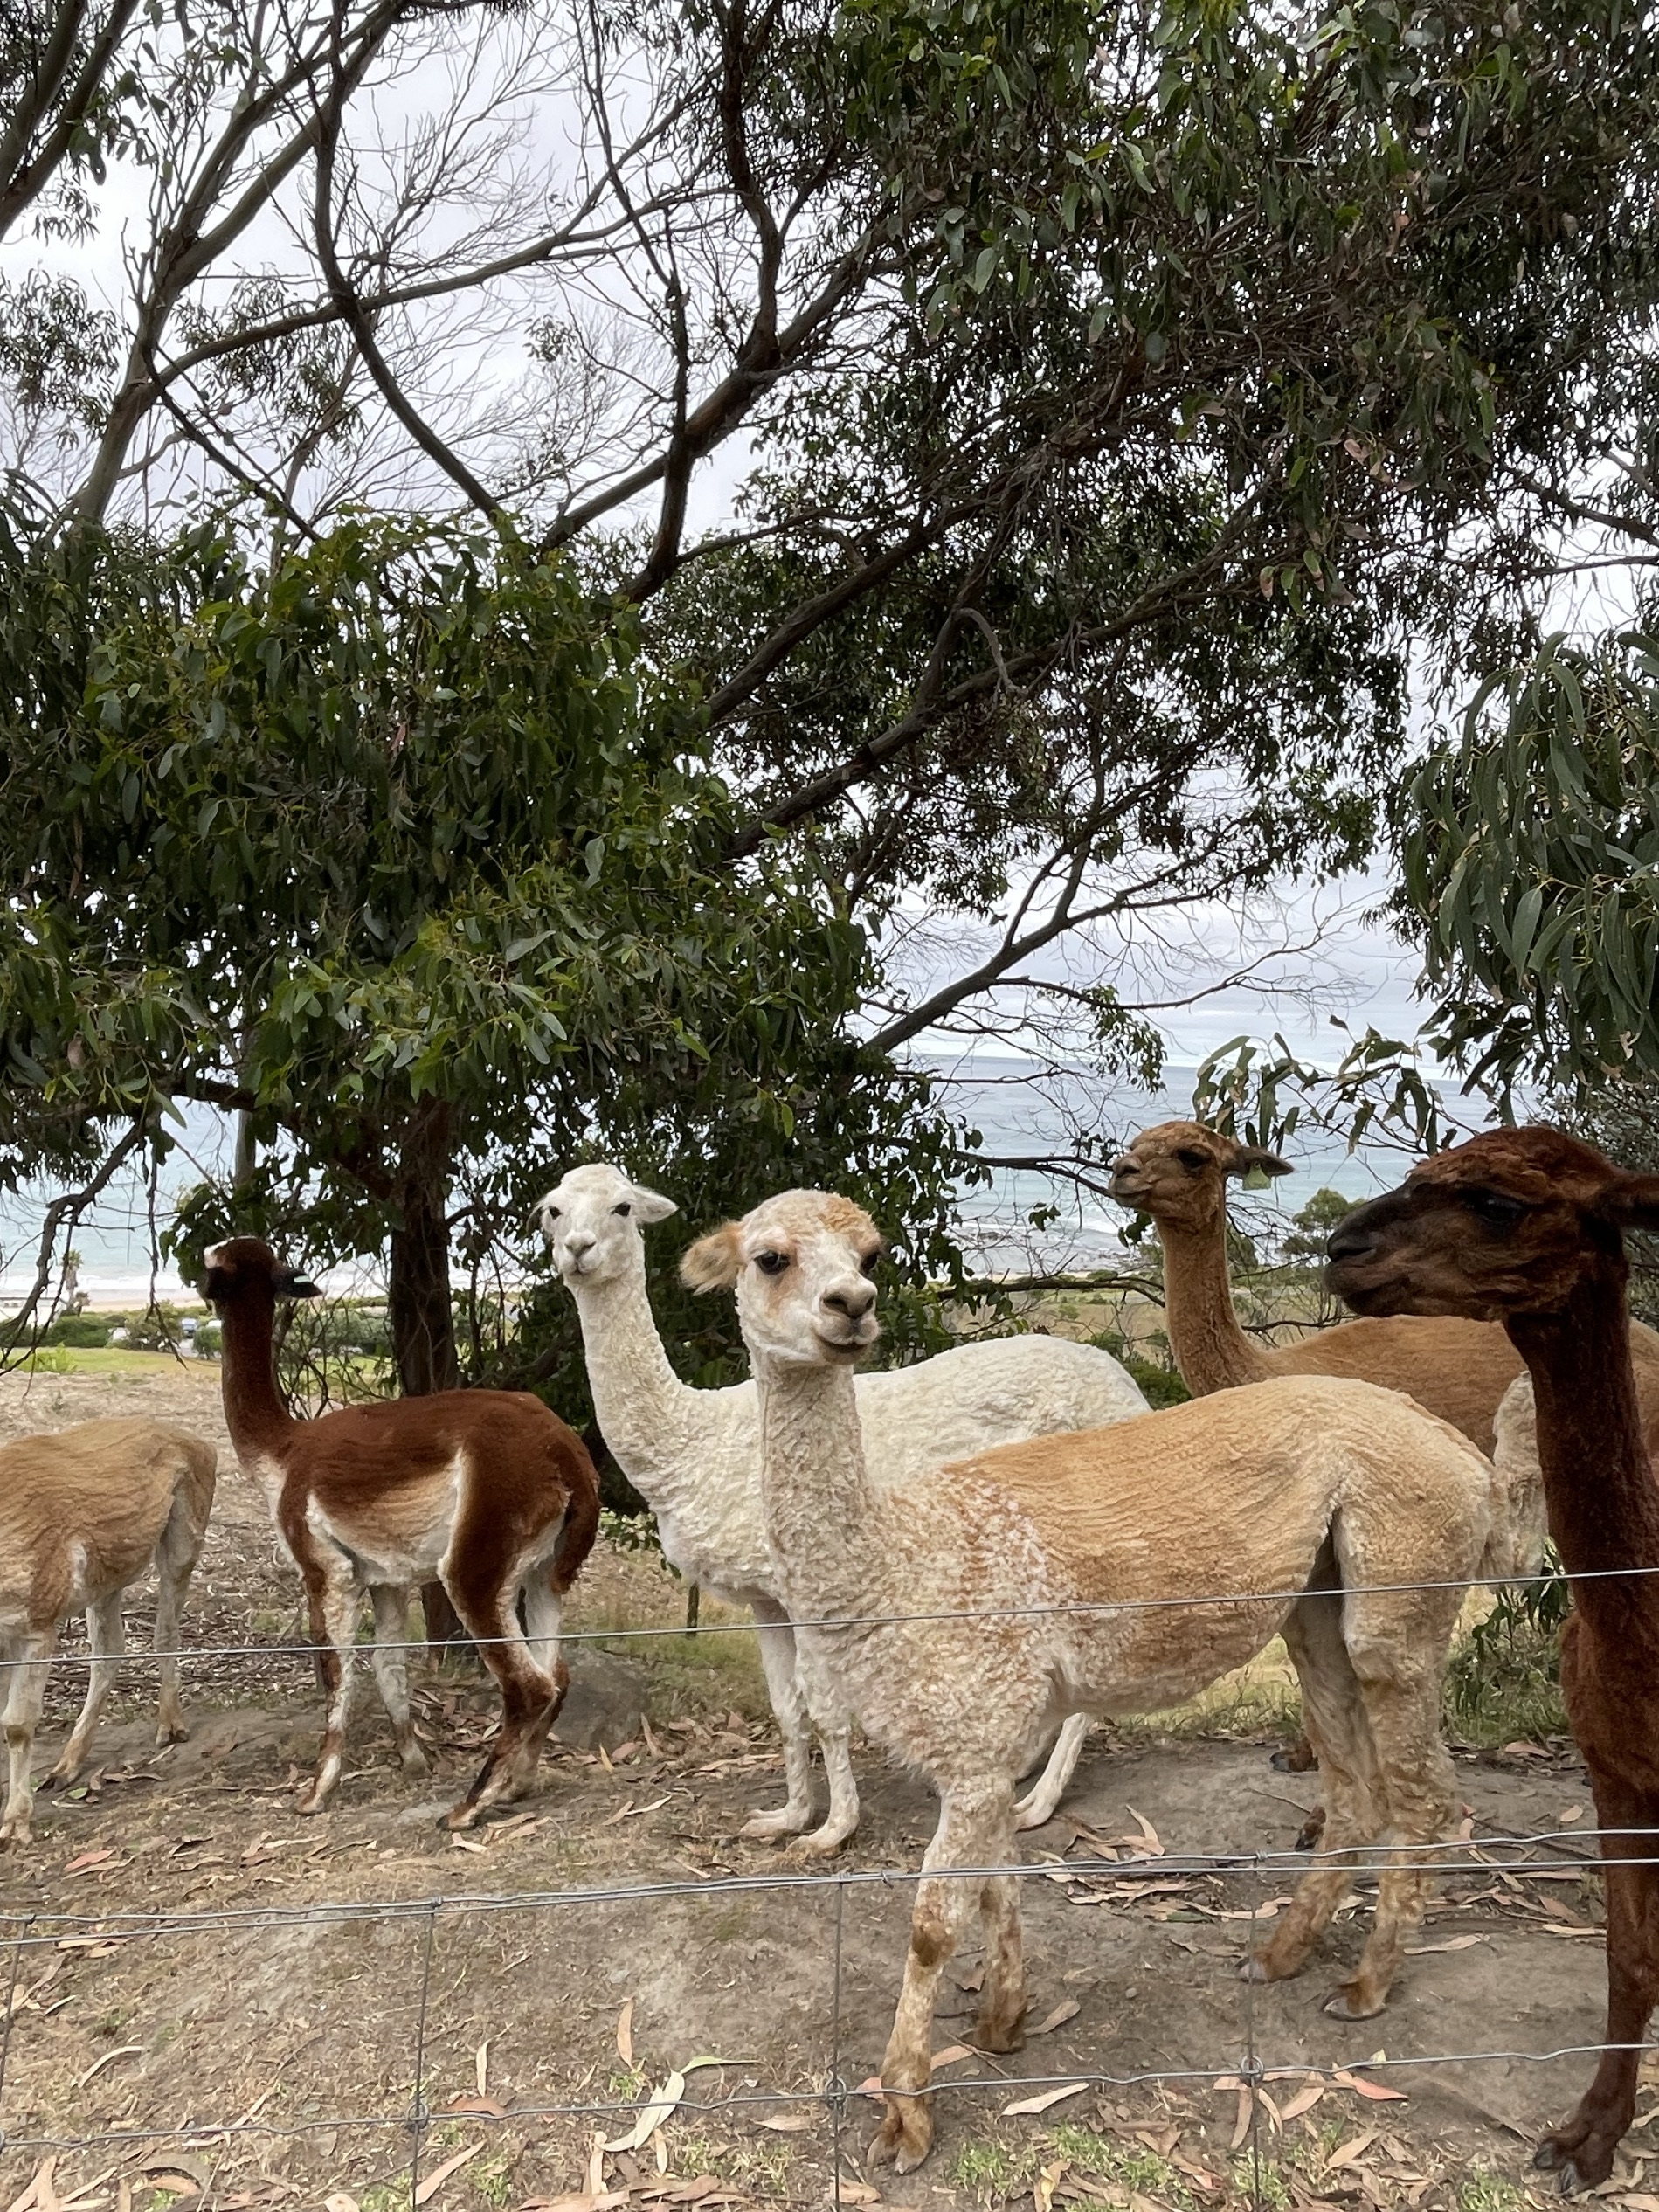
685, 1189, 1494, 2172
536, 1163, 1149, 1849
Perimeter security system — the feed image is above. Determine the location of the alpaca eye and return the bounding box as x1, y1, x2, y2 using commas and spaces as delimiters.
1467, 1190, 1524, 1227
756, 1251, 790, 1275
545, 1206, 561, 1221
1177, 1150, 1208, 1171
860, 1250, 881, 1277
612, 1202, 632, 1217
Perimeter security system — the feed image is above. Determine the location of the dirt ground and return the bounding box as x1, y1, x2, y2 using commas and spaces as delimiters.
0, 1365, 1649, 2212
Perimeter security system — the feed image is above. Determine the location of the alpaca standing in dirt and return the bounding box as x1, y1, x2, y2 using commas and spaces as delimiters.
2, 1418, 216, 1845
1327, 1127, 1659, 2193
536, 1162, 1150, 1849
685, 1189, 1493, 2173
1110, 1122, 1659, 1578
204, 1238, 598, 1825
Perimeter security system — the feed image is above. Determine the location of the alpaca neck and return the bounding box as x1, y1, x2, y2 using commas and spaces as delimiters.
218, 1292, 297, 1484
753, 1354, 891, 1621
1510, 1263, 1659, 1634
1157, 1213, 1270, 1393
568, 1268, 707, 1501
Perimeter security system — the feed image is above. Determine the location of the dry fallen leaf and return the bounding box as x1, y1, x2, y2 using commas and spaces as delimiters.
1123, 1807, 1164, 1856
1278, 2084, 1324, 2122
1332, 2070, 1407, 2103
1325, 2130, 1380, 2174
324, 2194, 360, 2212
756, 2116, 814, 2134
617, 2000, 634, 2067
414, 2143, 482, 2207
1405, 1935, 1486, 1954
1002, 2084, 1089, 2119
446, 2096, 510, 2119
61, 1849, 117, 1877
74, 2048, 142, 2091
1227, 2089, 1254, 2151
930, 2046, 976, 2073
602, 2071, 686, 2153
519, 2193, 628, 2212
1028, 2001, 1081, 2038
1559, 1805, 1586, 1824
836, 2179, 881, 2206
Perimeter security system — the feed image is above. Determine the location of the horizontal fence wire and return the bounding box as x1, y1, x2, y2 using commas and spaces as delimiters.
0, 1559, 1617, 1674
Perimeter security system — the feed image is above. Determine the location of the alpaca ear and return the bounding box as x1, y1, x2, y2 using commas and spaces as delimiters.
680, 1223, 742, 1292
1596, 1172, 1659, 1234
632, 1186, 678, 1225
1228, 1145, 1293, 1185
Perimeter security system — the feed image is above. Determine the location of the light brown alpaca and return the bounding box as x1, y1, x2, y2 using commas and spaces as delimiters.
1329, 1129, 1659, 2192
2, 1419, 216, 1845
204, 1238, 599, 1825
686, 1189, 1494, 2173
1110, 1122, 1659, 1577
1109, 1122, 1527, 1440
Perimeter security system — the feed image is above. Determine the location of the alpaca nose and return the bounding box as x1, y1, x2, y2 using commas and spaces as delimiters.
822, 1281, 876, 1322
564, 1230, 596, 1259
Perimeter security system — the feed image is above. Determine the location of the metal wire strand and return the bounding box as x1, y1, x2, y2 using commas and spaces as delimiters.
0, 1557, 1628, 1674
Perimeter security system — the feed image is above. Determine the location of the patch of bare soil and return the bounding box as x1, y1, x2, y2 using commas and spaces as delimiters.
0, 1366, 1648, 2212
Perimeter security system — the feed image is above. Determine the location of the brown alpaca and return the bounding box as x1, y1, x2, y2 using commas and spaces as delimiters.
204, 1239, 599, 1826
1326, 1129, 1659, 2192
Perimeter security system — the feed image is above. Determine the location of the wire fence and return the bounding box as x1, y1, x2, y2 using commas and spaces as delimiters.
0, 1577, 1644, 2212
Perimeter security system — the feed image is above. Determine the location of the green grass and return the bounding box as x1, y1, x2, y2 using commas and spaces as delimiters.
10, 1344, 217, 1378
1456, 2174, 1526, 2212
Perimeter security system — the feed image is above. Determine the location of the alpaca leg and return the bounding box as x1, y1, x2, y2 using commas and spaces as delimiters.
45, 1591, 124, 1787
1337, 1632, 1458, 2019
975, 1863, 1027, 2052
1248, 1589, 1380, 1987
151, 1472, 208, 1745
791, 1633, 860, 1856
740, 1600, 818, 1841
522, 1573, 563, 1684
872, 1787, 1004, 2174
296, 1558, 361, 1814
1535, 1794, 1659, 2190
369, 1585, 428, 1778
446, 1572, 563, 1828
1015, 1714, 1089, 1831
1, 1636, 52, 1846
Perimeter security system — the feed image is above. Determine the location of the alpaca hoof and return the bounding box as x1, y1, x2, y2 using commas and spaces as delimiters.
1239, 1954, 1272, 1984
399, 1744, 432, 1778
739, 1805, 812, 1842
1294, 1810, 1324, 1853
1013, 1799, 1057, 1833
869, 2104, 931, 2174
1323, 1984, 1386, 2022
973, 2008, 1027, 2056
156, 1719, 190, 1748
0, 1820, 29, 1849
785, 1820, 855, 1860
446, 1799, 482, 1831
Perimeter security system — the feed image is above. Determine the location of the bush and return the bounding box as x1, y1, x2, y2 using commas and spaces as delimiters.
1089, 1331, 1191, 1407
40, 1311, 113, 1347
1446, 1561, 1570, 1743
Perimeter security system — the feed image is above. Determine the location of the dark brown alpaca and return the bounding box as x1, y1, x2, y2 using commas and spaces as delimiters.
204, 1238, 599, 1828
1326, 1129, 1659, 2191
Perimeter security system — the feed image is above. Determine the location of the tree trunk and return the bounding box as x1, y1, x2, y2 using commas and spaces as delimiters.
385, 1103, 473, 1659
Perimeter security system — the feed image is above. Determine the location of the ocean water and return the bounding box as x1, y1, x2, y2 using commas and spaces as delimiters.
0, 1055, 1451, 1306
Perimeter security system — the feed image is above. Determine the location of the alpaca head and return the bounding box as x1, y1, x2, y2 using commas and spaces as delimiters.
681, 1190, 884, 1368
1326, 1127, 1659, 1321
202, 1237, 321, 1308
534, 1163, 677, 1285
1108, 1119, 1291, 1233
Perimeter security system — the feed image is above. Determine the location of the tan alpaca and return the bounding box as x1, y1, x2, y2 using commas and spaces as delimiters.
1109, 1122, 1659, 1577
2, 1419, 217, 1845
684, 1191, 1493, 2174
